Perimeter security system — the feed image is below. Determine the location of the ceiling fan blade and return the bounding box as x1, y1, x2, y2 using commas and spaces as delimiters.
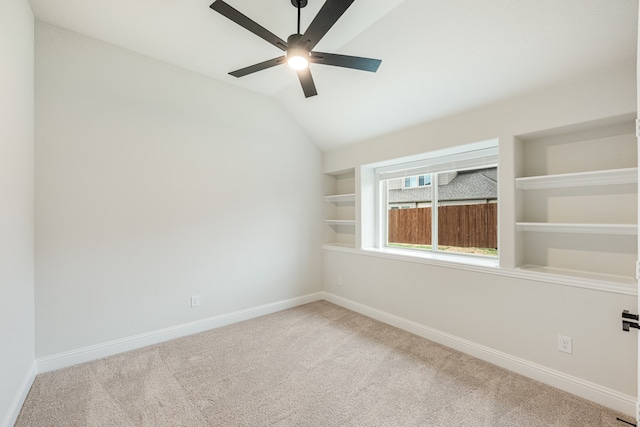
299, 0, 354, 51
210, 1, 287, 51
310, 52, 381, 72
229, 56, 286, 77
296, 67, 318, 98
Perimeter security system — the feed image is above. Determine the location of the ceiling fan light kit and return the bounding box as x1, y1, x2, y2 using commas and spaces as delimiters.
210, 0, 382, 98
286, 34, 310, 70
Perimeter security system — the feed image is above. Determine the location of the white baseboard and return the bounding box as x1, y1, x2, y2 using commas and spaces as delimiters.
37, 292, 323, 373
32, 290, 637, 418
322, 291, 636, 418
2, 361, 36, 427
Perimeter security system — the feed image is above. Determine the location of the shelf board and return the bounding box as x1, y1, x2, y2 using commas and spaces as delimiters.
323, 242, 357, 251
515, 167, 637, 190
517, 265, 636, 287
324, 219, 356, 226
516, 222, 637, 235
324, 193, 356, 203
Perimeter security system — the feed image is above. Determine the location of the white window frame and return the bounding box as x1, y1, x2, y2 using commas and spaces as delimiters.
372, 140, 499, 264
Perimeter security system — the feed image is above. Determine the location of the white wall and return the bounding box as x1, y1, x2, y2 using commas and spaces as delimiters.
34, 22, 323, 358
0, 0, 35, 426
323, 62, 638, 414
325, 62, 636, 172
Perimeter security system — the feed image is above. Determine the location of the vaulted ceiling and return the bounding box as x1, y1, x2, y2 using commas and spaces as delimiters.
28, 0, 638, 151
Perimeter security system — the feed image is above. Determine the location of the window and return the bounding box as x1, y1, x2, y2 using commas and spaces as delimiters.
404, 175, 431, 188
374, 141, 498, 260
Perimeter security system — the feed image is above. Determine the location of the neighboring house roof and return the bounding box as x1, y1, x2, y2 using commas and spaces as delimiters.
388, 168, 497, 203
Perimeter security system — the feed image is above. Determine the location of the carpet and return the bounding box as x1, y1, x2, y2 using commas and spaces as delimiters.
16, 301, 634, 426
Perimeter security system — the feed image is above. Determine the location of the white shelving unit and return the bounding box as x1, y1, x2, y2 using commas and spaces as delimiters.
324, 219, 356, 226
515, 167, 637, 190
324, 193, 355, 203
514, 116, 638, 285
515, 265, 638, 287
324, 170, 356, 249
515, 222, 637, 235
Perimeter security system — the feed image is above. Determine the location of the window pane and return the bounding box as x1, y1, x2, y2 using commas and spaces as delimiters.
436, 168, 498, 256
387, 178, 432, 250
404, 176, 417, 188
386, 168, 497, 256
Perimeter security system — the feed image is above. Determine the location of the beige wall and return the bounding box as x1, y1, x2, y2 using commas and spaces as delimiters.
0, 0, 35, 425
323, 61, 638, 415
34, 22, 324, 358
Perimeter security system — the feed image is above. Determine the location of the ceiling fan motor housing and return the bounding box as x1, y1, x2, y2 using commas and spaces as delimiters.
287, 33, 305, 48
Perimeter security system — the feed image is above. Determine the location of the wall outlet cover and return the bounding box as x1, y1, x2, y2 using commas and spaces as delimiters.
191, 295, 200, 308
557, 335, 572, 354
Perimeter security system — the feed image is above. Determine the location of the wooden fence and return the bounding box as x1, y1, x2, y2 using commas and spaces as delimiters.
388, 204, 497, 249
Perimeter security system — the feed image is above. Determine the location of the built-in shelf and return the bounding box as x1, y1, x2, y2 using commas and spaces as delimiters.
516, 222, 637, 235
324, 169, 357, 248
514, 122, 637, 281
515, 167, 637, 190
516, 265, 637, 287
324, 193, 356, 203
323, 242, 357, 251
324, 219, 356, 226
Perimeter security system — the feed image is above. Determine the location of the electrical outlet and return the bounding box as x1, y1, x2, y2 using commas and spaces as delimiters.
191, 295, 200, 308
557, 335, 572, 354
337, 276, 343, 287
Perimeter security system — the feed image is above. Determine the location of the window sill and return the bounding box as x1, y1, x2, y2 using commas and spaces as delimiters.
363, 246, 499, 269
322, 243, 498, 271
322, 244, 637, 296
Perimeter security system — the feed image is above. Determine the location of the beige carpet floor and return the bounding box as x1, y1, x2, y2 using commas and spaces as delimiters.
16, 301, 635, 426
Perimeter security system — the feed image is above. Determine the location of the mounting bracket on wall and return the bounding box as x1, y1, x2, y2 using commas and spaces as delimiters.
622, 310, 640, 332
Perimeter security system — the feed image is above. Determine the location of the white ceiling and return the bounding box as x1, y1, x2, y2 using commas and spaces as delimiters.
29, 0, 638, 152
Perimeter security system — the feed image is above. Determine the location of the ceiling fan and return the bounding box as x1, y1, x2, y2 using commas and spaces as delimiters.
210, 0, 382, 98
